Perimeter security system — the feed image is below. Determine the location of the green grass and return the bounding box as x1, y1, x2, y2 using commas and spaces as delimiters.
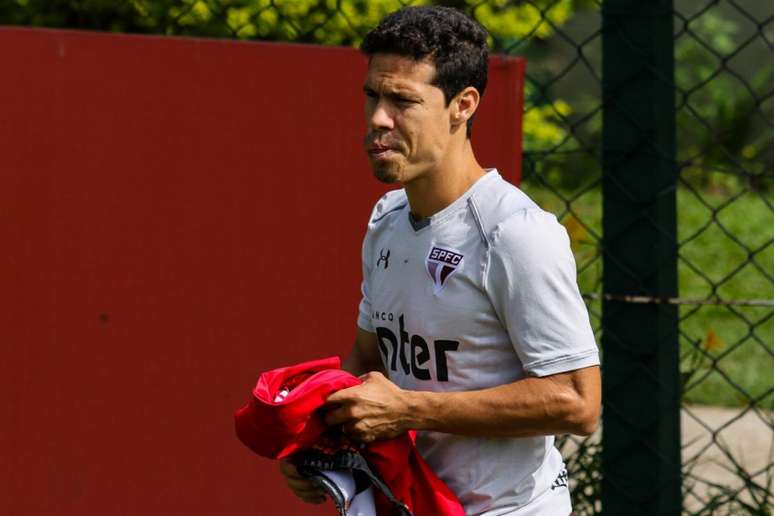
676, 188, 773, 410
520, 183, 773, 410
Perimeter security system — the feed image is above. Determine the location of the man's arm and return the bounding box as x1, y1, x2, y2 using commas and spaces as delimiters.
325, 362, 600, 443
407, 365, 600, 437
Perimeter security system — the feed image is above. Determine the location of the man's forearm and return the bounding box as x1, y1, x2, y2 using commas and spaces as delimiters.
341, 328, 385, 377
402, 367, 600, 438
341, 351, 371, 377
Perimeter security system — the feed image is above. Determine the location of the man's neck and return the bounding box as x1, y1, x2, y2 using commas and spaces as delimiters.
404, 142, 485, 220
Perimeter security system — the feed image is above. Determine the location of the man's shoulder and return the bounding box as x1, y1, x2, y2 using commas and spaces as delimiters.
472, 175, 570, 268
469, 172, 547, 244
367, 189, 408, 227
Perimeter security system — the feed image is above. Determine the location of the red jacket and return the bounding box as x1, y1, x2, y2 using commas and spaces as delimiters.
234, 356, 465, 516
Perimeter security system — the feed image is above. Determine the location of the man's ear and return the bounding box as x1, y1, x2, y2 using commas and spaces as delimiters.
450, 87, 480, 129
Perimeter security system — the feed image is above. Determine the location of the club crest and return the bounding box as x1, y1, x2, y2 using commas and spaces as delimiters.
426, 246, 464, 294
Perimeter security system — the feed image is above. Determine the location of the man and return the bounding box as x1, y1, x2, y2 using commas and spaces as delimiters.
280, 6, 601, 515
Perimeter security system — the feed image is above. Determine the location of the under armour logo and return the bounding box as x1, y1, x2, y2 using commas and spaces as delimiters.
377, 248, 390, 269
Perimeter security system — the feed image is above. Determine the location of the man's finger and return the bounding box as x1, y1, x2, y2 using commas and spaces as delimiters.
284, 473, 317, 489
279, 461, 329, 503
287, 478, 325, 497
299, 493, 327, 505
342, 421, 357, 436
278, 459, 312, 481
324, 405, 354, 426
325, 384, 361, 404
293, 484, 328, 504
358, 371, 385, 382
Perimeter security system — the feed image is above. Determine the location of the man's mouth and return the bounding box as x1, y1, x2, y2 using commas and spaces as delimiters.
367, 144, 399, 159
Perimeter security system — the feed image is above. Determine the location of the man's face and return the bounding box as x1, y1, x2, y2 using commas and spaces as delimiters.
363, 53, 453, 185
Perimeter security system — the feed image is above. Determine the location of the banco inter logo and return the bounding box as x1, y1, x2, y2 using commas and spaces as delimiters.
426, 246, 464, 294
375, 314, 459, 382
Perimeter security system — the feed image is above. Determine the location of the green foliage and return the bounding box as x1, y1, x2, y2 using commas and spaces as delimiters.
466, 0, 575, 45
676, 187, 773, 411
525, 181, 774, 410
159, 0, 429, 44
523, 83, 574, 150
676, 10, 774, 194
0, 0, 579, 44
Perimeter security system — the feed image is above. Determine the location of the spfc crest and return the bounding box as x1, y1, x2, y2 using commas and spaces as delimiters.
426, 246, 464, 294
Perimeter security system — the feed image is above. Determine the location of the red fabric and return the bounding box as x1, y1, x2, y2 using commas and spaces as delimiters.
234, 356, 465, 516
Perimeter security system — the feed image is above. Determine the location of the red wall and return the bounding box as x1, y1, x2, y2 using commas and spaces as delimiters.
0, 28, 523, 515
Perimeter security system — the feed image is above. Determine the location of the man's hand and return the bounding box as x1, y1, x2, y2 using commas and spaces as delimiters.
325, 371, 412, 443
278, 459, 327, 505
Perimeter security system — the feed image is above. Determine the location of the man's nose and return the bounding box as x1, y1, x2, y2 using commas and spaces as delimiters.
368, 101, 394, 131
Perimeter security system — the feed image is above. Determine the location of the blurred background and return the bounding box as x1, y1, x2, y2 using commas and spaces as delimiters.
1, 1, 771, 515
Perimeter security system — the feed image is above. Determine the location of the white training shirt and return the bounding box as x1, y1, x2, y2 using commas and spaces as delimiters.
356, 170, 599, 516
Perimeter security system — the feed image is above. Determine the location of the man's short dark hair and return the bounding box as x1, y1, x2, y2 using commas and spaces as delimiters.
361, 6, 489, 138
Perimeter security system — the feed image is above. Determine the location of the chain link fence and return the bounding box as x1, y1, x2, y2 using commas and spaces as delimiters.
3, 1, 771, 514
674, 1, 773, 513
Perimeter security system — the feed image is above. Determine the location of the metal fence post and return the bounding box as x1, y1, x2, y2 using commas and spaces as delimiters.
601, 0, 681, 513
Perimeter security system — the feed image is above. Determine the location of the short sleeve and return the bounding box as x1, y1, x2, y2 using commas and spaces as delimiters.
357, 236, 374, 332
357, 281, 373, 332
485, 209, 599, 377
356, 189, 407, 334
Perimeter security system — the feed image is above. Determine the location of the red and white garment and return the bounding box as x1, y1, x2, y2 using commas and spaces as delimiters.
234, 356, 465, 516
